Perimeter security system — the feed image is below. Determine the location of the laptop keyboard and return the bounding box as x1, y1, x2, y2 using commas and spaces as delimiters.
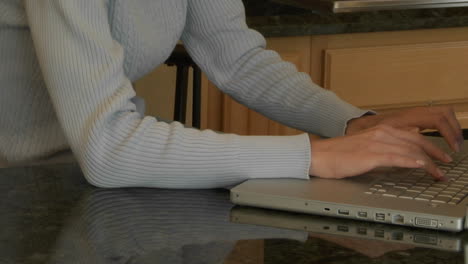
365, 152, 468, 205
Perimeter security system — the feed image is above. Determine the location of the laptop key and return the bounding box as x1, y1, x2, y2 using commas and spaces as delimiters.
399, 192, 419, 199
415, 197, 430, 201
382, 189, 402, 197
457, 180, 468, 184
441, 190, 457, 195
415, 183, 431, 187
432, 183, 449, 188
417, 194, 434, 199
432, 196, 452, 203
438, 194, 453, 199
422, 191, 438, 196
419, 193, 435, 198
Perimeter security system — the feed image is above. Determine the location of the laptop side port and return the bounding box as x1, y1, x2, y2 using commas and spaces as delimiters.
357, 211, 368, 218
338, 209, 349, 215
375, 213, 386, 221
392, 214, 404, 224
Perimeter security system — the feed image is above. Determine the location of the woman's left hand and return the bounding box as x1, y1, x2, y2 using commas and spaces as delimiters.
346, 106, 463, 152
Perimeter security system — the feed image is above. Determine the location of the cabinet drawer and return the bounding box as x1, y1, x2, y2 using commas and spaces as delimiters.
324, 41, 468, 109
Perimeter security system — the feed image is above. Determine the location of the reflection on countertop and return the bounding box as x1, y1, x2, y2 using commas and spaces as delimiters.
0, 163, 467, 263
242, 0, 468, 37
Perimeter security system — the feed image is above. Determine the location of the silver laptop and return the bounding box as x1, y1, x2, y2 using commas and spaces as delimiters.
231, 136, 468, 232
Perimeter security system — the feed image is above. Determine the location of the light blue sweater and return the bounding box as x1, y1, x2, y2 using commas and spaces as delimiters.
0, 0, 367, 188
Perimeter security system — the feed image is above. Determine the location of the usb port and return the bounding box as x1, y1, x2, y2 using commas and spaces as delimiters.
338, 209, 349, 215
375, 213, 385, 221
357, 211, 368, 218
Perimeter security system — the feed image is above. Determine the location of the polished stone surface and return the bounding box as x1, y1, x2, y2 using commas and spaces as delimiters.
243, 0, 468, 37
1, 162, 468, 263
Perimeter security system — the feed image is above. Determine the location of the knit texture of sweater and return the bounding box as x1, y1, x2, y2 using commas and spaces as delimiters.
0, 0, 367, 188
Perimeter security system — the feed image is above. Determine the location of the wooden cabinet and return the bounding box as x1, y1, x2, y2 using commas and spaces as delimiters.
201, 27, 468, 134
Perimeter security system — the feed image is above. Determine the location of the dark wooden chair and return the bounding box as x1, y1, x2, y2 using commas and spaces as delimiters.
165, 44, 202, 128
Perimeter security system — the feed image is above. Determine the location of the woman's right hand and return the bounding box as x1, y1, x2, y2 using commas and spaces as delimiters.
308, 125, 453, 180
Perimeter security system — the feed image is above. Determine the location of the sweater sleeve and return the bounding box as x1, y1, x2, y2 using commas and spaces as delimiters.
24, 0, 310, 188
181, 0, 369, 138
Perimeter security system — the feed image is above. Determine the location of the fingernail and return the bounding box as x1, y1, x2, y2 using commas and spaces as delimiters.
444, 153, 453, 163
454, 143, 461, 153
437, 168, 445, 178
416, 160, 425, 167
438, 176, 449, 182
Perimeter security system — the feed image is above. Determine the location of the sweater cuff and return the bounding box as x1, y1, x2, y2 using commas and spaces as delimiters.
235, 133, 310, 180
315, 92, 376, 137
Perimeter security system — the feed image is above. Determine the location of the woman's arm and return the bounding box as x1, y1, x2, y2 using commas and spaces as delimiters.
24, 0, 310, 188
180, 0, 461, 180
181, 0, 369, 138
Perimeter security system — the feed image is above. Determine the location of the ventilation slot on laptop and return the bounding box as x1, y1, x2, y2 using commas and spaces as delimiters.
415, 217, 438, 228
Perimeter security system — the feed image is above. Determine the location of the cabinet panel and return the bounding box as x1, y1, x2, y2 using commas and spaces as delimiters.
324, 42, 468, 110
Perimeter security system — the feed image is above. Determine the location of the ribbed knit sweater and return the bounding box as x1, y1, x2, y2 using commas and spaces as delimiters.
0, 0, 367, 188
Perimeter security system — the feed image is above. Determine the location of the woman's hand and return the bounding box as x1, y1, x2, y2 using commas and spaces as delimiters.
309, 125, 453, 180
346, 106, 463, 152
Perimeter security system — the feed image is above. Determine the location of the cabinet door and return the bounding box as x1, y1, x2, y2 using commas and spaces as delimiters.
310, 27, 468, 129
202, 36, 311, 135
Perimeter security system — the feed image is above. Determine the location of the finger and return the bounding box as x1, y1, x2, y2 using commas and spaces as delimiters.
421, 107, 461, 152
444, 107, 464, 143
372, 153, 425, 170
416, 157, 446, 181
432, 113, 461, 152
371, 126, 452, 163
392, 127, 452, 163
405, 126, 420, 133
367, 139, 445, 180
374, 152, 444, 180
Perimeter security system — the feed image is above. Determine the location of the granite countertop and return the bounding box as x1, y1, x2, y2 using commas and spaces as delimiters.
242, 0, 468, 37
1, 163, 467, 264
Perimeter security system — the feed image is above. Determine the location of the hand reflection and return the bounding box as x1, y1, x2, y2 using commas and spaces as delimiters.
49, 189, 306, 263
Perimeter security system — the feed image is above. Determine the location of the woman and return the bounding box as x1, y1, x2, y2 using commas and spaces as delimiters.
0, 0, 463, 187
